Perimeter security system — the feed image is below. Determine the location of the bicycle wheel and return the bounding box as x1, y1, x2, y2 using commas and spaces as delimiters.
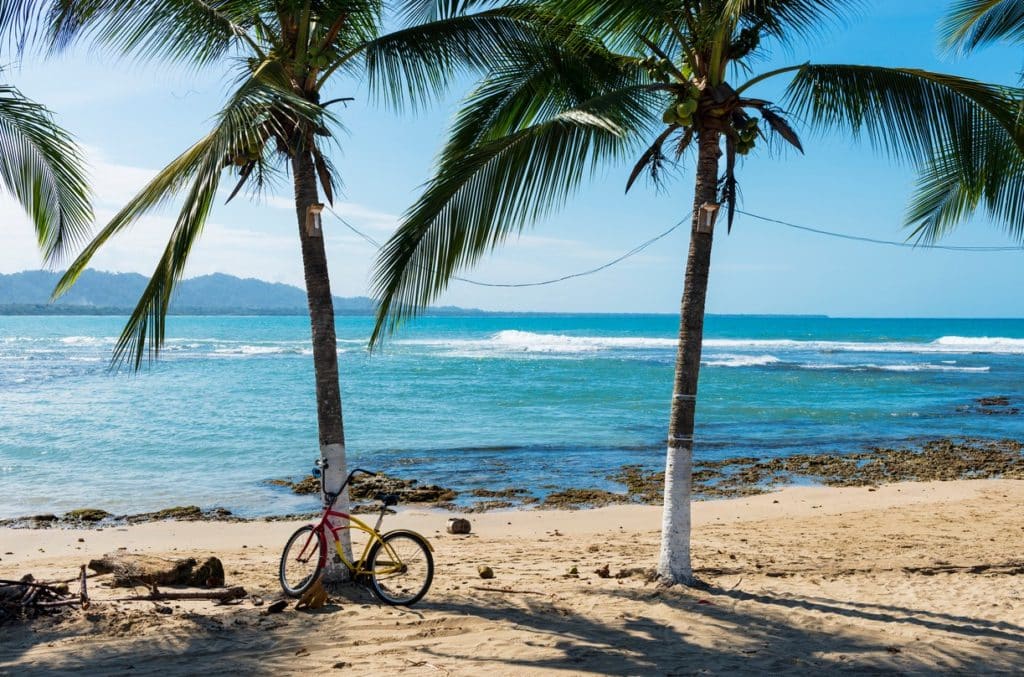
279, 525, 325, 597
366, 530, 434, 606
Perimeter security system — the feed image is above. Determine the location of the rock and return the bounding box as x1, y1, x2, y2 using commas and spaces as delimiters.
447, 518, 471, 535
150, 506, 203, 521
594, 564, 610, 579
469, 488, 530, 498
266, 599, 288, 614
274, 472, 460, 504
477, 565, 495, 579
291, 476, 320, 495
542, 489, 629, 509
63, 508, 111, 523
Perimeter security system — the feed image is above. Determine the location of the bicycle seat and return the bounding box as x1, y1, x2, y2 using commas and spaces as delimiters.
377, 493, 399, 507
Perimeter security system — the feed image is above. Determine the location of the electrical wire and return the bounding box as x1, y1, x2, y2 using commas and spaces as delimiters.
736, 210, 1024, 252
324, 203, 1024, 293
326, 204, 686, 288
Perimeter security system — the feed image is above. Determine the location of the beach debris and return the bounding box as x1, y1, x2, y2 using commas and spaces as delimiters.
111, 586, 247, 604
565, 566, 579, 578
477, 565, 495, 579
266, 599, 288, 614
296, 577, 328, 610
594, 564, 611, 579
0, 565, 90, 623
447, 518, 471, 535
88, 553, 226, 588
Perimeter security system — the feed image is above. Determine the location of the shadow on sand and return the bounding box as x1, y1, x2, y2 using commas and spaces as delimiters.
2, 576, 1022, 675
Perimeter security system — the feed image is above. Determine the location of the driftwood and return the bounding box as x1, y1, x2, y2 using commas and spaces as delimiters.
0, 570, 89, 622
88, 553, 225, 588
112, 586, 247, 604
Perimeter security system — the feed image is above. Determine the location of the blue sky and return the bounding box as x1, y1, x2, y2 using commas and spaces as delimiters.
2, 0, 1023, 317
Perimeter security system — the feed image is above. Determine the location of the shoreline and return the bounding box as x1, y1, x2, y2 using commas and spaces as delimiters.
3, 478, 1022, 674
4, 435, 1022, 529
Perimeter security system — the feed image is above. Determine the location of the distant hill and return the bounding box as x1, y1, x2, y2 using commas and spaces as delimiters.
0, 270, 478, 316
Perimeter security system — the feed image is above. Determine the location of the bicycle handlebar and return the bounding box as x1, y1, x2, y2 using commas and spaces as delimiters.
316, 460, 377, 507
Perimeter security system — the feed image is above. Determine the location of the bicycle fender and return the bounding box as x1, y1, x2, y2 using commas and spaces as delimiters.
383, 529, 435, 552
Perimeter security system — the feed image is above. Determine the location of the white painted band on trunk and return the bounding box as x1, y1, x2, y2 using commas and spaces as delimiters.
657, 442, 693, 583
673, 394, 697, 401
320, 442, 352, 581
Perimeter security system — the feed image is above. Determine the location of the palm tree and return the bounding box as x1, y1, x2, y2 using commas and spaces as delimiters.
0, 72, 91, 263
907, 0, 1024, 241
369, 0, 1022, 585
22, 0, 532, 569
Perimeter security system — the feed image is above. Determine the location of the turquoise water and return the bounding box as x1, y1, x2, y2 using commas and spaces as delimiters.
2, 314, 1024, 518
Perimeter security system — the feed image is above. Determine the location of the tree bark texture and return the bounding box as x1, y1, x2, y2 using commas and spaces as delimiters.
291, 148, 352, 574
657, 129, 722, 585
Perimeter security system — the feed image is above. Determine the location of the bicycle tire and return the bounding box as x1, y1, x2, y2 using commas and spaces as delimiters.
366, 530, 434, 606
279, 524, 325, 597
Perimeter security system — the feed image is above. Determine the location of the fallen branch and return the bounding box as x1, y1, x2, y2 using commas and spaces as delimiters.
79, 565, 90, 610
111, 586, 247, 603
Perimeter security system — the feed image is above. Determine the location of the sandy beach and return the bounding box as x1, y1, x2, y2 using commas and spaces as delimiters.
2, 479, 1022, 675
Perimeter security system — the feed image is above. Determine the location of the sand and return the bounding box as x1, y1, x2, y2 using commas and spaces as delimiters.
1, 479, 1022, 675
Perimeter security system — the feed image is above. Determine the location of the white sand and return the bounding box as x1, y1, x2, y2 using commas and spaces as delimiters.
2, 479, 1022, 674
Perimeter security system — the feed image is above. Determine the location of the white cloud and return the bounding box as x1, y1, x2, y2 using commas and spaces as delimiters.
1, 148, 655, 305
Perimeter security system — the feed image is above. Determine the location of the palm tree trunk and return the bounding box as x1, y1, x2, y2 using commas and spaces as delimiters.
292, 148, 352, 577
657, 129, 722, 585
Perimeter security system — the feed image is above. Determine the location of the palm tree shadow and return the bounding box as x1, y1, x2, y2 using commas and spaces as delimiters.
4, 580, 1021, 675
691, 584, 1024, 643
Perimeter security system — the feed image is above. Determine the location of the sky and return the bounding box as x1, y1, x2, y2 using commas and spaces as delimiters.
2, 1, 1024, 317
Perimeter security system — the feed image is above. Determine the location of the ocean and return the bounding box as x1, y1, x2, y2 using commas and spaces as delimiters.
2, 314, 1023, 519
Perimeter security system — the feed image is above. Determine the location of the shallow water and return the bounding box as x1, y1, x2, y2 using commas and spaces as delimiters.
2, 314, 1023, 518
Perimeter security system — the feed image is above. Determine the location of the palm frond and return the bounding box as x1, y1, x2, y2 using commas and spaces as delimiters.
54, 73, 326, 368
749, 102, 803, 151
785, 65, 1023, 165
626, 124, 677, 192
353, 6, 543, 111
907, 116, 1024, 242
36, 0, 266, 65
942, 0, 1024, 51
724, 0, 863, 41
369, 83, 655, 345
541, 0, 681, 54
0, 81, 92, 263
397, 0, 499, 25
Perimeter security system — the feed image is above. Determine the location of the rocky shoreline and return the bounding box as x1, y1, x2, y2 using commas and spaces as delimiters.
3, 437, 1022, 528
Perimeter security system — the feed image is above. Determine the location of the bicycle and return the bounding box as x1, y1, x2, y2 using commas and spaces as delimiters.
278, 461, 434, 606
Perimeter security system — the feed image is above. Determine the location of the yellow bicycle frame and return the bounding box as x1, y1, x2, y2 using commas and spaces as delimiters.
322, 509, 433, 576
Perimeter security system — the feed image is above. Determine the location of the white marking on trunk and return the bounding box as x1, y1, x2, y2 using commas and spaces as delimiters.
657, 443, 693, 584
321, 442, 352, 583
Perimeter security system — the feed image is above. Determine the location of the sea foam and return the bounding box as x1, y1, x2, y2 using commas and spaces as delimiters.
411, 330, 1024, 357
